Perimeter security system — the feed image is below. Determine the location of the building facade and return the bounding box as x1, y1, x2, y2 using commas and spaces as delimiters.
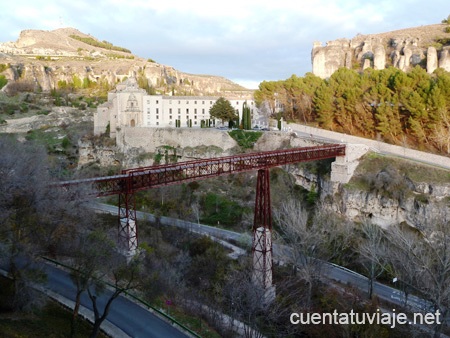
94, 77, 257, 137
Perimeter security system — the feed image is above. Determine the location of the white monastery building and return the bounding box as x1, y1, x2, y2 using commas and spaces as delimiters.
95, 77, 258, 138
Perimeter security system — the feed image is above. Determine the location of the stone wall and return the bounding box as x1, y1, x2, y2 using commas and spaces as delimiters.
116, 127, 239, 156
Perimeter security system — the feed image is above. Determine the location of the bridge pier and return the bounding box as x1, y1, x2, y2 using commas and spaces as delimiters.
252, 169, 276, 303
118, 189, 138, 258
330, 144, 369, 183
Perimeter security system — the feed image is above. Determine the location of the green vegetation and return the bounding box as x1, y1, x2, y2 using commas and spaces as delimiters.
346, 152, 450, 198
254, 67, 450, 154
0, 302, 107, 337
69, 35, 131, 53
200, 192, 247, 227
137, 74, 156, 94
105, 53, 134, 60
0, 63, 9, 73
229, 129, 262, 149
241, 101, 252, 130
209, 97, 238, 125
0, 75, 7, 90
35, 55, 52, 61
25, 127, 68, 153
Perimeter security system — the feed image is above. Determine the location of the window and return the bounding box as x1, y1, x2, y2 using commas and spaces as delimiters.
202, 101, 205, 104
169, 108, 172, 114
147, 100, 150, 104
156, 115, 159, 119
202, 108, 205, 114
194, 101, 197, 104
194, 108, 197, 114
170, 115, 172, 119
186, 101, 189, 104
236, 101, 239, 105
194, 115, 197, 119
194, 121, 197, 125
156, 100, 159, 104
156, 108, 159, 114
178, 100, 181, 104
186, 108, 189, 114
178, 108, 181, 113
156, 122, 159, 125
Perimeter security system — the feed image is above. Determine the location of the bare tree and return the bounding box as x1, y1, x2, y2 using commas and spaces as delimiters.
64, 229, 115, 338
0, 135, 58, 310
274, 199, 324, 307
386, 217, 450, 338
223, 263, 268, 338
87, 253, 143, 338
358, 219, 387, 299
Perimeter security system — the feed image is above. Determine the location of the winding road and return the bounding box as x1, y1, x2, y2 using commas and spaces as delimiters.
92, 202, 433, 313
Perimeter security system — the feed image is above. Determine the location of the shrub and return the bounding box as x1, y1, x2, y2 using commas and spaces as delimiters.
228, 130, 262, 149
0, 75, 7, 90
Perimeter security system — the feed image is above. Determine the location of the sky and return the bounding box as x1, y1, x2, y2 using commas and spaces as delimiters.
0, 1, 448, 89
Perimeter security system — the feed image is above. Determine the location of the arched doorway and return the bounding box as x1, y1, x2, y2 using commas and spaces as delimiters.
130, 119, 135, 127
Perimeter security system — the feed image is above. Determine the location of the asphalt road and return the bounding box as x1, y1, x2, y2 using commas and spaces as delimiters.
44, 263, 189, 338
1, 258, 189, 338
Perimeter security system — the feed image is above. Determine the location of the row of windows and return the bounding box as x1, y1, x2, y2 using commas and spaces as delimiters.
150, 115, 204, 120
145, 99, 254, 106
146, 99, 213, 105
147, 108, 207, 114
146, 121, 201, 126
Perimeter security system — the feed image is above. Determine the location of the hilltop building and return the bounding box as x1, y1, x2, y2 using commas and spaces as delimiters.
94, 77, 258, 138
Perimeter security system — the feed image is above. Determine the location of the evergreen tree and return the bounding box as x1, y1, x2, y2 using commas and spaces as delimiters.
209, 97, 238, 125
314, 82, 335, 130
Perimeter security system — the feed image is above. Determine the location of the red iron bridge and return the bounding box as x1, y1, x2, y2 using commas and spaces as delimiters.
60, 144, 346, 294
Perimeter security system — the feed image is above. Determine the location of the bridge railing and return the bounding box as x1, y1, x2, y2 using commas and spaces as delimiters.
57, 144, 345, 197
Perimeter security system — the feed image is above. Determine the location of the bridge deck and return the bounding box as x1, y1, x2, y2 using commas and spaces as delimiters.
60, 144, 345, 196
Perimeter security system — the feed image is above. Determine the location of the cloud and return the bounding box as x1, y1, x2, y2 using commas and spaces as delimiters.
0, 0, 447, 87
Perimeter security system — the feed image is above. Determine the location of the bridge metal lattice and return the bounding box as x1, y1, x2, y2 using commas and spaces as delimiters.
59, 144, 345, 289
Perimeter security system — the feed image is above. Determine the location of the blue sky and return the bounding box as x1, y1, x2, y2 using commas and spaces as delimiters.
0, 0, 448, 88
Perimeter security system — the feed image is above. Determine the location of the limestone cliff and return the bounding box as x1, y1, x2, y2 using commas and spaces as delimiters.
290, 153, 450, 229
312, 24, 450, 78
0, 28, 250, 95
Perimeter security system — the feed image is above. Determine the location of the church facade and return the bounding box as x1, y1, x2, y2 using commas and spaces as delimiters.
94, 77, 257, 138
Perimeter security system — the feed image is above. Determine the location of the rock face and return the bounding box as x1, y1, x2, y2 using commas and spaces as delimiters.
0, 28, 249, 95
324, 183, 450, 229
312, 24, 450, 78
289, 153, 450, 229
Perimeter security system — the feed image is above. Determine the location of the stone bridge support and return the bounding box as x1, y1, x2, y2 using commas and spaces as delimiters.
330, 144, 369, 184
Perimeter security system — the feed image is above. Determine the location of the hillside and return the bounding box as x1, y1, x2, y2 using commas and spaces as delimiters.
0, 28, 250, 96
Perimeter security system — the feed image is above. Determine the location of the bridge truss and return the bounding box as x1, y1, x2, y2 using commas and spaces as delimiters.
60, 144, 345, 294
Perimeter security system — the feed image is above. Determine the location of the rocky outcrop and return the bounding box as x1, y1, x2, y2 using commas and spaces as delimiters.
0, 28, 249, 95
290, 154, 450, 229
324, 183, 450, 229
312, 24, 450, 78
